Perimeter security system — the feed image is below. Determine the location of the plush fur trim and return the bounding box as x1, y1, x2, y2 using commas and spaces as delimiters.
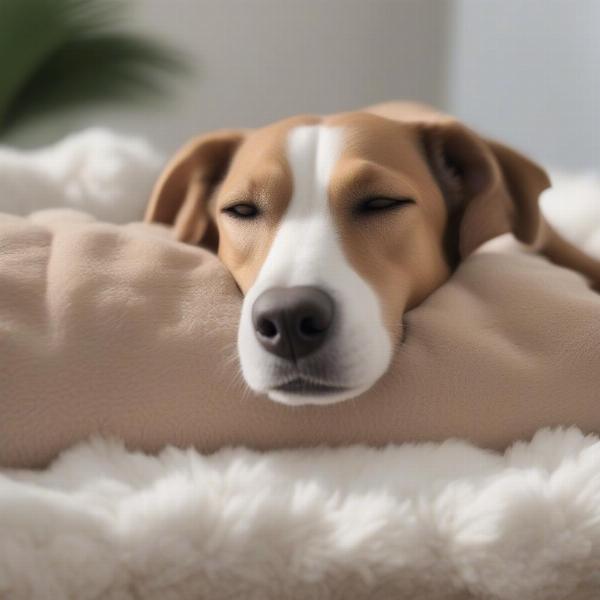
0, 129, 162, 223
1, 428, 600, 599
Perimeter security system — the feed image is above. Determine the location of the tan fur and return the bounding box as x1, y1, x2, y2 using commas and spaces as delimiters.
145, 102, 600, 335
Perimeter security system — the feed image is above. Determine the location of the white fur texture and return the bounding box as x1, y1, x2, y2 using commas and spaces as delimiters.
2, 133, 600, 599
2, 429, 600, 600
0, 129, 163, 223
542, 170, 600, 256
238, 126, 392, 405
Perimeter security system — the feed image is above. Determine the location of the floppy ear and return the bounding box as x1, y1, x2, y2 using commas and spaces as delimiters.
145, 129, 245, 247
420, 121, 551, 259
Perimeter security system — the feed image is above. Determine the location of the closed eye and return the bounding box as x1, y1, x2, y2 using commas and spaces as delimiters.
354, 196, 415, 215
222, 202, 260, 219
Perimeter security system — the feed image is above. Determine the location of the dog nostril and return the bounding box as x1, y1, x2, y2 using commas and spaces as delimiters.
257, 318, 278, 339
299, 316, 325, 337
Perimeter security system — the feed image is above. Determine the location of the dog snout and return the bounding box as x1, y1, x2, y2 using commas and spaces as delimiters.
252, 286, 334, 360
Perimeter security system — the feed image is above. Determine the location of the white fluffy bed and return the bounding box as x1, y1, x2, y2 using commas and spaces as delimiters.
1, 131, 600, 600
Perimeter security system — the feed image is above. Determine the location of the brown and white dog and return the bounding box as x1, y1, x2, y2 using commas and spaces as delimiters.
145, 102, 600, 406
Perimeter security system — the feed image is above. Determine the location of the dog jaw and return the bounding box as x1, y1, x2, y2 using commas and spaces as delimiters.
237, 125, 393, 405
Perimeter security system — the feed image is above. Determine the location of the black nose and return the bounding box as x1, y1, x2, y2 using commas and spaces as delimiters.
252, 286, 334, 360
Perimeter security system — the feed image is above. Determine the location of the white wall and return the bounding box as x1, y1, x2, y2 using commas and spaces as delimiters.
8, 1, 600, 170
448, 0, 600, 169
17, 0, 448, 154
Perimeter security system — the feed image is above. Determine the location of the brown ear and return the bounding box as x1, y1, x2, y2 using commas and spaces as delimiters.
145, 129, 245, 247
420, 121, 551, 258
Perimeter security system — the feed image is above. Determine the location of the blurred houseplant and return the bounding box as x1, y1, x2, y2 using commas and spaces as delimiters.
0, 0, 187, 140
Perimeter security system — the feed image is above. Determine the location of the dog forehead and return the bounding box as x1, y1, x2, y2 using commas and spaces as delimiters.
239, 115, 321, 159
223, 111, 426, 196
326, 112, 423, 167
238, 111, 418, 160
220, 115, 320, 187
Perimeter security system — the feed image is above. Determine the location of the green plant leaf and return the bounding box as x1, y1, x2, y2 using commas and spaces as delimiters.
0, 0, 189, 136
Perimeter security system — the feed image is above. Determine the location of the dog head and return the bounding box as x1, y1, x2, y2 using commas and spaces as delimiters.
146, 106, 550, 405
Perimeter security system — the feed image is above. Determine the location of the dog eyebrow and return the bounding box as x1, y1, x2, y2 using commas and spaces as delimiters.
222, 164, 292, 207
331, 160, 419, 202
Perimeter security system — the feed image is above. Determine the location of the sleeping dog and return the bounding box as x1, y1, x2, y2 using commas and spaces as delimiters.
145, 102, 600, 406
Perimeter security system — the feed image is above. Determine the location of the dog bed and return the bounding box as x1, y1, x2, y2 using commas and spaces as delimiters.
1, 130, 600, 599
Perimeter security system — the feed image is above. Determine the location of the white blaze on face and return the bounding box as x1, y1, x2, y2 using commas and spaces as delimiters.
238, 125, 393, 405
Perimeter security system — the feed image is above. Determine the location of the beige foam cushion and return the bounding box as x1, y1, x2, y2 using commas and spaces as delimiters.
1, 209, 600, 468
